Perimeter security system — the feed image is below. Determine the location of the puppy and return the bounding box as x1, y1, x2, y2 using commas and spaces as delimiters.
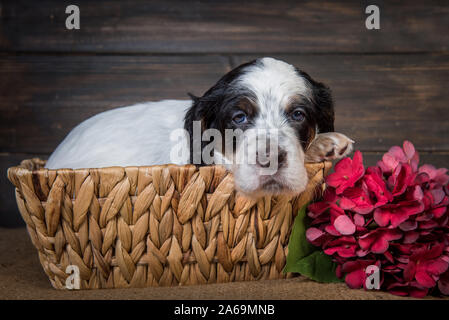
46, 57, 353, 196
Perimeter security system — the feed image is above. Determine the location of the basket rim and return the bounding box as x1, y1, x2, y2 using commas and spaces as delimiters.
7, 157, 332, 175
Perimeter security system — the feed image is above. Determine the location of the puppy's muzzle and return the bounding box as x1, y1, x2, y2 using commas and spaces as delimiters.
256, 146, 287, 170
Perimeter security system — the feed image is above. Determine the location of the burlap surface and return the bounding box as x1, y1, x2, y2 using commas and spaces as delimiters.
0, 227, 423, 300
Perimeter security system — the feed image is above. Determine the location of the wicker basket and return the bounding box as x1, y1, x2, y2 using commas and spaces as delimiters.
7, 158, 331, 289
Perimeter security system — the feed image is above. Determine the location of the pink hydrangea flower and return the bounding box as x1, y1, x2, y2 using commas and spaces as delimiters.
305, 141, 449, 298
402, 243, 448, 288
326, 150, 365, 194
378, 140, 419, 174
418, 165, 449, 188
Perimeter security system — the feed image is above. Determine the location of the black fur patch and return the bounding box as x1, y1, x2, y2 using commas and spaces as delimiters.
295, 69, 335, 133
184, 60, 259, 164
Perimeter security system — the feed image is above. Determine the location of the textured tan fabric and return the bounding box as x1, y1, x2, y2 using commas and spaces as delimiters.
1, 227, 418, 300
7, 159, 331, 290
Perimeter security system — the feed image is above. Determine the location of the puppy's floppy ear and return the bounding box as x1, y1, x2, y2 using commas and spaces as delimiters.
312, 82, 334, 133
185, 93, 204, 164
184, 92, 222, 164
184, 60, 256, 164
296, 68, 335, 133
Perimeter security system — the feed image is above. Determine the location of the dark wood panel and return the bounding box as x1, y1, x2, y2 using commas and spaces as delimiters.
0, 55, 230, 153
1, 0, 448, 53
1, 54, 448, 154
0, 153, 47, 227
2, 152, 448, 227
233, 54, 449, 151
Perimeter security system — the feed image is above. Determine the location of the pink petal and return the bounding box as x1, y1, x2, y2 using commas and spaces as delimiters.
373, 209, 390, 227
439, 282, 449, 295
412, 186, 424, 201
383, 153, 399, 170
438, 276, 449, 295
435, 167, 448, 177
333, 157, 352, 174
419, 220, 438, 229
358, 234, 374, 251
308, 201, 330, 215
415, 172, 430, 185
403, 140, 416, 160
354, 214, 365, 226
377, 160, 391, 173
416, 212, 433, 222
371, 238, 389, 254
426, 243, 445, 259
353, 204, 374, 215
389, 146, 407, 161
326, 173, 344, 189
384, 229, 403, 241
420, 164, 437, 179
390, 210, 414, 228
415, 271, 436, 288
438, 216, 448, 227
431, 189, 445, 205
403, 261, 417, 282
324, 225, 341, 236
345, 269, 365, 289
396, 255, 410, 264
399, 220, 417, 231
356, 249, 369, 257
434, 170, 449, 186
384, 251, 395, 263
352, 150, 364, 169
390, 164, 413, 197
336, 264, 343, 279
339, 197, 356, 210
305, 227, 324, 242
426, 260, 449, 275
403, 231, 419, 244
334, 215, 356, 235
431, 207, 447, 218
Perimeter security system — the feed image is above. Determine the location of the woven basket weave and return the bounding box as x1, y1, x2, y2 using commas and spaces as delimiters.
7, 158, 331, 289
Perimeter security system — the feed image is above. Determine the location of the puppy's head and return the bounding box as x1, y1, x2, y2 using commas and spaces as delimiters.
184, 57, 334, 197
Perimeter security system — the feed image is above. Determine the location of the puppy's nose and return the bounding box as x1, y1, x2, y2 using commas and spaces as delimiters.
256, 148, 287, 168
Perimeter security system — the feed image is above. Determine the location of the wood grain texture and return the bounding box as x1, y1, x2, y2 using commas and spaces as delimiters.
2, 54, 448, 154
1, 0, 448, 54
0, 55, 230, 153
233, 54, 449, 151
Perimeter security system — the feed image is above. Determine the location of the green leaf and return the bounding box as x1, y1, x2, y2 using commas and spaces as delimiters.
291, 251, 342, 283
284, 203, 343, 283
284, 203, 315, 273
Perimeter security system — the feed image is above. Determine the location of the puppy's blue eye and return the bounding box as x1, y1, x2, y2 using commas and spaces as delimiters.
232, 111, 247, 124
292, 110, 305, 121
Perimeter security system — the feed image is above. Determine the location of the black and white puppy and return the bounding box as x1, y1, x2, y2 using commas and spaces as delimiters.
46, 57, 353, 196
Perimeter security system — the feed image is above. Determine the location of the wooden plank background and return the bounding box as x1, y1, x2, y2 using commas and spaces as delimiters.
2, 0, 448, 53
1, 1, 448, 226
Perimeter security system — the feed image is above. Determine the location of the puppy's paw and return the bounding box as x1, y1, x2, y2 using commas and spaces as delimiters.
305, 132, 354, 163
